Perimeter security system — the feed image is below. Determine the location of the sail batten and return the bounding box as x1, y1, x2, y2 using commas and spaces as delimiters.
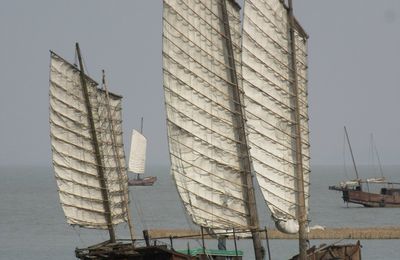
165, 105, 241, 147
168, 141, 243, 178
242, 0, 310, 234
163, 86, 240, 124
163, 0, 242, 48
241, 60, 308, 108
162, 42, 237, 89
49, 52, 129, 230
244, 105, 310, 147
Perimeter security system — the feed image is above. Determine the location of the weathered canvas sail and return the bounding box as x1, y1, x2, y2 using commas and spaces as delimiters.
242, 0, 310, 234
128, 129, 147, 174
162, 0, 252, 230
49, 52, 129, 229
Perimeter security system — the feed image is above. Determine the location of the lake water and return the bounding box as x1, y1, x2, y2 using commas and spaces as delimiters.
0, 165, 399, 259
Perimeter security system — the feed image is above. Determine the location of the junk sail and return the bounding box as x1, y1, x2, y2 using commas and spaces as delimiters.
128, 129, 147, 174
162, 0, 255, 230
242, 0, 310, 234
163, 0, 309, 235
49, 51, 130, 230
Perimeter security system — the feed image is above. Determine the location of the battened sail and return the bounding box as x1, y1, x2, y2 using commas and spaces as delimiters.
162, 0, 252, 230
128, 130, 147, 174
49, 52, 129, 229
242, 0, 310, 233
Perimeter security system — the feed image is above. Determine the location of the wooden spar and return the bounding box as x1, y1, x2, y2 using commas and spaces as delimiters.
344, 126, 360, 180
201, 226, 206, 255
264, 227, 272, 260
220, 1, 263, 259
233, 228, 238, 256
287, 1, 307, 259
101, 70, 135, 242
140, 117, 144, 134
75, 43, 116, 243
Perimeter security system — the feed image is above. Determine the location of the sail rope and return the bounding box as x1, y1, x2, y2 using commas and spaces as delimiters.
375, 142, 385, 179
371, 134, 385, 178
342, 129, 350, 180
101, 72, 135, 240
369, 134, 375, 174
133, 194, 148, 231
72, 226, 84, 244
174, 136, 211, 255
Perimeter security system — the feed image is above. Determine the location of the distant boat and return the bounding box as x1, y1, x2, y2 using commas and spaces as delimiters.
128, 175, 157, 186
127, 118, 157, 186
329, 127, 400, 207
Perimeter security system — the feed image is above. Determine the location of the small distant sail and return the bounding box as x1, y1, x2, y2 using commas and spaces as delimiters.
128, 130, 147, 174
49, 52, 129, 229
242, 0, 310, 234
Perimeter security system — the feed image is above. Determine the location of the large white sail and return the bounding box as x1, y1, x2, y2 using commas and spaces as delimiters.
49, 52, 129, 229
128, 130, 147, 174
242, 0, 310, 234
162, 0, 252, 230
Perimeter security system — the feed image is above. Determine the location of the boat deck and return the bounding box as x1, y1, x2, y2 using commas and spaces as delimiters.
148, 227, 400, 240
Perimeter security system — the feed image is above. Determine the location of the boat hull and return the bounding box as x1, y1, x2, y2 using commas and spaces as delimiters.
128, 176, 157, 186
75, 242, 194, 260
290, 241, 361, 260
343, 189, 400, 207
75, 242, 243, 260
329, 185, 400, 207
176, 248, 243, 260
329, 186, 400, 208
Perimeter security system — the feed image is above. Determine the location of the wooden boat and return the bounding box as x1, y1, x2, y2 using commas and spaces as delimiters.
162, 0, 361, 259
127, 118, 158, 186
49, 43, 239, 260
290, 241, 362, 260
329, 179, 400, 207
176, 248, 243, 260
83, 245, 243, 260
128, 176, 157, 186
49, 44, 187, 260
329, 127, 400, 207
75, 242, 195, 260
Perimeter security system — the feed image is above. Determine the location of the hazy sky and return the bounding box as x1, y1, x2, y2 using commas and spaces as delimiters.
1, 0, 400, 167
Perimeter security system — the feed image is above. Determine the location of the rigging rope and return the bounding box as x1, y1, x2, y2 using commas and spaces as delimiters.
342, 129, 349, 180
133, 193, 148, 231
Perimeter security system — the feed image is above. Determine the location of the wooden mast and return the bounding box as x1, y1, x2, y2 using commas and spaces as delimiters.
220, 1, 263, 259
75, 43, 116, 243
344, 126, 360, 180
101, 70, 135, 242
288, 1, 308, 259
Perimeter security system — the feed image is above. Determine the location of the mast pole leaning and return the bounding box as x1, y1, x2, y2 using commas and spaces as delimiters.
220, 1, 263, 259
344, 126, 360, 180
288, 1, 308, 259
102, 70, 135, 242
76, 43, 116, 243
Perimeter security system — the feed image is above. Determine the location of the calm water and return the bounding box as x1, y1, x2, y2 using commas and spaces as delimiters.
0, 165, 399, 259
